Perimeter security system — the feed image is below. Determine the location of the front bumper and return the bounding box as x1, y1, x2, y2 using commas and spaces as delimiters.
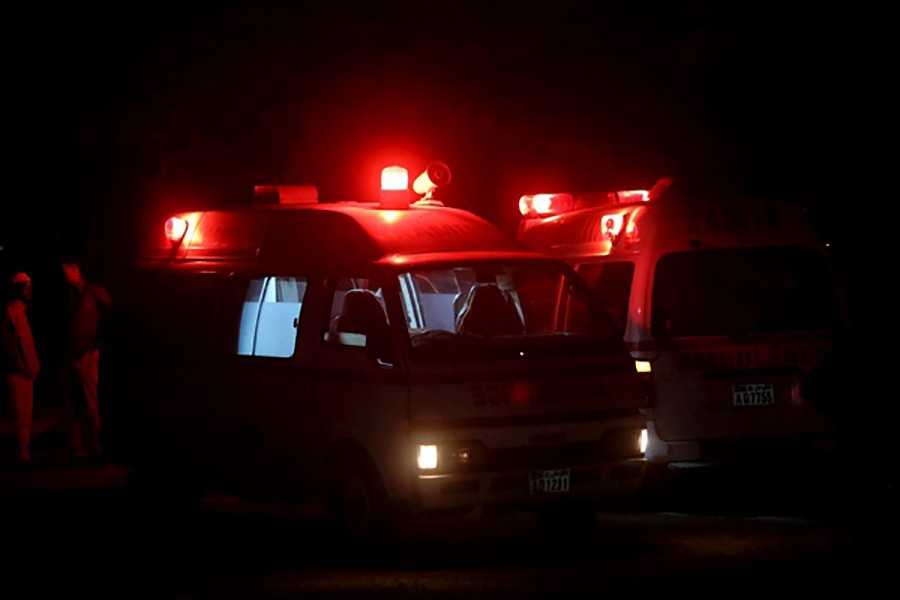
413, 459, 647, 512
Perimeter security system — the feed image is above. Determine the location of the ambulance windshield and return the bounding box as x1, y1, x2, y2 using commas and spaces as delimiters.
398, 261, 622, 363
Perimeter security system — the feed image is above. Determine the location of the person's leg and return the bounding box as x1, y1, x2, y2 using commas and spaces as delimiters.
61, 361, 88, 459
73, 349, 102, 457
7, 374, 33, 463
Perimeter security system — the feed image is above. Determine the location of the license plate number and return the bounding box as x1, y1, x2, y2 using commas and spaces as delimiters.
732, 383, 775, 406
529, 469, 571, 494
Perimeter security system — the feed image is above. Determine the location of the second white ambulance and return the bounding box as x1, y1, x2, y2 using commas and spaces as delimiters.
516, 176, 852, 494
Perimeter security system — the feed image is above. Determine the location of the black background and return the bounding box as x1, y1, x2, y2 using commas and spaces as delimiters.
2, 1, 888, 321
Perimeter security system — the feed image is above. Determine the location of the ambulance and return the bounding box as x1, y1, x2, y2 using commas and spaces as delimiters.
102, 162, 651, 542
515, 176, 851, 493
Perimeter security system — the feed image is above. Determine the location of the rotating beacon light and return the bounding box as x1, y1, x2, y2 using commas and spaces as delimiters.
380, 165, 410, 209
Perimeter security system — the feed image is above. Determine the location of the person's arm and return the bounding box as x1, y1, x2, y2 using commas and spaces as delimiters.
1, 306, 15, 360
1, 305, 23, 368
94, 284, 112, 311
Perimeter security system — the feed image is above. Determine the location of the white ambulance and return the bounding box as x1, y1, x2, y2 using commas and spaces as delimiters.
102, 162, 650, 541
515, 177, 852, 493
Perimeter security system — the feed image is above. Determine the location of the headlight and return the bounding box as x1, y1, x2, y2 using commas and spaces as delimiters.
417, 444, 438, 470
600, 428, 647, 459
416, 441, 487, 472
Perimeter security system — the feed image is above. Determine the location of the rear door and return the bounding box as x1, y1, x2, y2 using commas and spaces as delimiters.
647, 246, 846, 447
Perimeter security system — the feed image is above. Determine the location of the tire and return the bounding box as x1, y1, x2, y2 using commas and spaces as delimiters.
329, 455, 392, 546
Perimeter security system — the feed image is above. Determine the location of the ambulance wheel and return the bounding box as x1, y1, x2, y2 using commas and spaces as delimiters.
534, 501, 598, 540
329, 454, 391, 545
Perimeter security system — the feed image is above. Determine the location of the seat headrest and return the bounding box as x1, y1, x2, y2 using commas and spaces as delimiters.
335, 289, 387, 335
456, 283, 525, 337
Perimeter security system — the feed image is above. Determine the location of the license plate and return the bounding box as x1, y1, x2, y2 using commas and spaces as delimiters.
529, 469, 571, 494
732, 383, 775, 406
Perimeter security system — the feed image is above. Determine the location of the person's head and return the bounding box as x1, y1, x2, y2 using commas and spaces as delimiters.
62, 256, 84, 286
11, 272, 32, 302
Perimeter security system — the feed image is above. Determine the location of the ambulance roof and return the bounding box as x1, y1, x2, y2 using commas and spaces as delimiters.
517, 178, 826, 259
141, 201, 536, 272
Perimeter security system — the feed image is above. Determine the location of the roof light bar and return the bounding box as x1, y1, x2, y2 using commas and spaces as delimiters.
518, 193, 575, 217
253, 185, 318, 204
607, 189, 650, 204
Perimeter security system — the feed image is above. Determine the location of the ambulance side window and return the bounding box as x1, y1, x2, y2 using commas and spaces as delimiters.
576, 262, 634, 336
237, 276, 307, 358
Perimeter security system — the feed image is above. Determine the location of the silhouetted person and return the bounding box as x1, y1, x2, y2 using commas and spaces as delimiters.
60, 257, 111, 463
2, 272, 40, 468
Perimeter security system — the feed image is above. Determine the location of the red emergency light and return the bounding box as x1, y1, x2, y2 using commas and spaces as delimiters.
600, 206, 646, 248
607, 189, 650, 204
379, 162, 453, 209
600, 213, 625, 240
164, 212, 201, 246
518, 193, 575, 218
381, 166, 408, 192
519, 185, 656, 219
165, 216, 188, 244
380, 165, 410, 209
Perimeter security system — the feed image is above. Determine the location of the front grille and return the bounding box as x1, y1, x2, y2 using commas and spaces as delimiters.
436, 428, 642, 474
433, 463, 637, 498
489, 441, 608, 470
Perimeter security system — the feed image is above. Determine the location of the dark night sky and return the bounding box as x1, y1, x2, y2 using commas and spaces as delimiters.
1, 0, 887, 311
